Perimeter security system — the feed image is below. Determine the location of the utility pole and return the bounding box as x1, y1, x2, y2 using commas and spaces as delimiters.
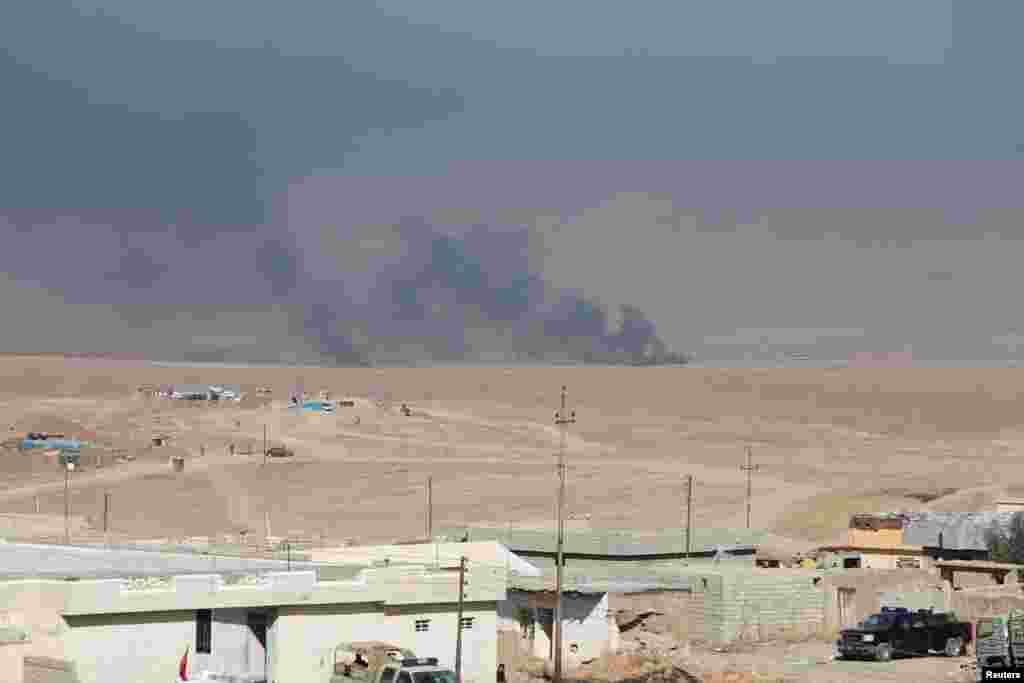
684, 475, 693, 564
263, 424, 267, 466
63, 460, 75, 545
455, 556, 467, 683
740, 446, 759, 530
553, 386, 576, 683
426, 476, 433, 540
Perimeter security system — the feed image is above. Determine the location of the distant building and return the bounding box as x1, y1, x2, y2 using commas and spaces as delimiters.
169, 385, 243, 401
819, 511, 1014, 569
298, 400, 334, 413
170, 384, 215, 400
903, 511, 1012, 562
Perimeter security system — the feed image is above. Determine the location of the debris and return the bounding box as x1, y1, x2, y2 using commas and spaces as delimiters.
265, 446, 294, 458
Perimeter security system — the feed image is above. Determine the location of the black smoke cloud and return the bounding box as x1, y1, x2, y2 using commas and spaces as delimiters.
1, 208, 685, 365
282, 217, 686, 365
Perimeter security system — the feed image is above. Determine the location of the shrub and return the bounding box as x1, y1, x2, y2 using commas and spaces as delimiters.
670, 620, 691, 642
576, 653, 676, 682
814, 624, 839, 642
780, 624, 803, 643
985, 512, 1024, 564
511, 654, 548, 678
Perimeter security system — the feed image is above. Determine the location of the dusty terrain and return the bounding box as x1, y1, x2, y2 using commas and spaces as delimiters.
2, 357, 1024, 549
2, 356, 1016, 681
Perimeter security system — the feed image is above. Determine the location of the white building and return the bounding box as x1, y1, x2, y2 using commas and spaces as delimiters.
497, 589, 617, 664
0, 542, 505, 683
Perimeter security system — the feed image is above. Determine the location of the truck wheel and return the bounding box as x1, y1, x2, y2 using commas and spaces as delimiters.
874, 643, 892, 662
943, 637, 963, 657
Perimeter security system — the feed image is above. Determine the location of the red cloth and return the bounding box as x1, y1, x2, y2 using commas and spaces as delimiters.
179, 646, 189, 681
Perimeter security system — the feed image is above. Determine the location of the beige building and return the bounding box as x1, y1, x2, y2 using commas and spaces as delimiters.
0, 543, 505, 683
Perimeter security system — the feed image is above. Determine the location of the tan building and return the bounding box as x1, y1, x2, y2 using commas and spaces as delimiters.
846, 513, 914, 549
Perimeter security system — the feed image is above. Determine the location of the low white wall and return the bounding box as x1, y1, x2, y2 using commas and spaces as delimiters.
63, 611, 195, 683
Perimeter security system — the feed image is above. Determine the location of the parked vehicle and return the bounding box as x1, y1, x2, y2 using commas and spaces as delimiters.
373, 657, 456, 683
836, 606, 971, 661
975, 609, 1024, 679
321, 642, 415, 683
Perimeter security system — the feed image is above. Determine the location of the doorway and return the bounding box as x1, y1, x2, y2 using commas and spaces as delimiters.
837, 588, 856, 629
537, 608, 554, 658
247, 610, 269, 681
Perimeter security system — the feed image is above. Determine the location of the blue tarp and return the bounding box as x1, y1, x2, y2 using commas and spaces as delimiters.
19, 438, 82, 451
299, 401, 332, 411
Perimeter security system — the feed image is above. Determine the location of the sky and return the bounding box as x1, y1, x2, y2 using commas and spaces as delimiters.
2, 1, 1024, 365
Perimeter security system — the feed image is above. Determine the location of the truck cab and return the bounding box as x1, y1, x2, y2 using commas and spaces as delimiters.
976, 616, 1010, 670
376, 658, 457, 683
976, 609, 1024, 680
837, 606, 970, 661
323, 644, 454, 683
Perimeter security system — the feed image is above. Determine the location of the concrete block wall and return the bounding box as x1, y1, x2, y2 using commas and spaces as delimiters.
717, 573, 826, 643
950, 590, 1024, 625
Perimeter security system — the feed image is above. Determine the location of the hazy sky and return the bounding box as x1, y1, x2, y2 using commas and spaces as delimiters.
2, 1, 1023, 364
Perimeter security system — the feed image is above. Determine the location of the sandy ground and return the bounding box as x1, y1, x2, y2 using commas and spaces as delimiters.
2, 356, 1024, 550
683, 639, 971, 683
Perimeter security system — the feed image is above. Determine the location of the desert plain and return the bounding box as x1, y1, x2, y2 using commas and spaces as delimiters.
0, 355, 1022, 553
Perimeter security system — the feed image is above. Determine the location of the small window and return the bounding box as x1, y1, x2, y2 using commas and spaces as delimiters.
196, 609, 212, 654
380, 668, 397, 683
415, 619, 431, 632
461, 617, 475, 630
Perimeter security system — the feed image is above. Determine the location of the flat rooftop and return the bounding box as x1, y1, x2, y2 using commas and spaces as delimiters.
0, 541, 321, 581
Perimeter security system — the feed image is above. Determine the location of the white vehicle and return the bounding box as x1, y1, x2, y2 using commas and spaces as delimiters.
177, 646, 264, 683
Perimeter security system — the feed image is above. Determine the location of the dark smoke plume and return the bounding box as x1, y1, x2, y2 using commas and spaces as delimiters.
284, 217, 688, 366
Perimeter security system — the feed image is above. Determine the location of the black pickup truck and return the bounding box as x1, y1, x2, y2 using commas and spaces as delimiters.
836, 607, 971, 661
